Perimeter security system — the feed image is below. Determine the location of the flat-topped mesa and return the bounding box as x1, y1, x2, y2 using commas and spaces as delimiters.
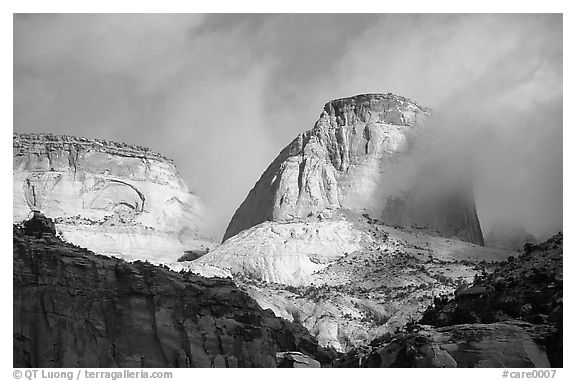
14, 132, 173, 165
322, 93, 431, 128
13, 132, 216, 263
223, 93, 483, 245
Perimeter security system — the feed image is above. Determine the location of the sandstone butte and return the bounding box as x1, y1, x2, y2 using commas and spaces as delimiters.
178, 94, 511, 351
13, 132, 217, 263
223, 93, 484, 246
187, 93, 487, 287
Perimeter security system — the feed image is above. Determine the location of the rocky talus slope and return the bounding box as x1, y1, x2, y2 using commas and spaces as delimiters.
224, 93, 483, 245
13, 133, 216, 263
335, 233, 562, 367
13, 215, 326, 368
178, 212, 512, 351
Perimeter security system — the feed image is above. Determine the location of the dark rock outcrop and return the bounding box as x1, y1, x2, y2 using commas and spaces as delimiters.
275, 351, 321, 368
422, 233, 562, 326
177, 249, 209, 262
22, 211, 56, 237
337, 321, 550, 368
335, 233, 562, 368
13, 217, 321, 368
420, 233, 563, 367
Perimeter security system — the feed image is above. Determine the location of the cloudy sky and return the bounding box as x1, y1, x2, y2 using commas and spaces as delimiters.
13, 14, 562, 239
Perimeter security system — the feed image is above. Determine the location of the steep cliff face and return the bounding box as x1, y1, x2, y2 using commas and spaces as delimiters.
13, 133, 216, 263
223, 93, 483, 245
13, 217, 322, 368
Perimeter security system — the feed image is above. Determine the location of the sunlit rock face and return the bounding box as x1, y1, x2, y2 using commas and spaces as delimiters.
223, 93, 484, 245
178, 218, 365, 286
181, 212, 511, 351
13, 133, 216, 263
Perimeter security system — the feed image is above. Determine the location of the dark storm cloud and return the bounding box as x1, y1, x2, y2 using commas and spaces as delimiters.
13, 14, 562, 239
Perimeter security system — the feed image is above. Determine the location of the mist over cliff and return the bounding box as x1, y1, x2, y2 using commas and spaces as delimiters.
14, 14, 562, 239
11, 13, 564, 368
223, 93, 484, 245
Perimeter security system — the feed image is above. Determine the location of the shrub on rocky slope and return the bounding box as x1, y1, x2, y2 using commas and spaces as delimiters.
335, 233, 563, 368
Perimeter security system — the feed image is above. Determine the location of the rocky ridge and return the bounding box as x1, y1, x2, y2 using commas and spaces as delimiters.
13, 214, 326, 368
335, 233, 562, 367
13, 133, 216, 263
14, 132, 174, 163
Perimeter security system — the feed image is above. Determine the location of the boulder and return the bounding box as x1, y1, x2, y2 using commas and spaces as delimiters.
22, 211, 56, 237
275, 352, 321, 368
178, 248, 210, 262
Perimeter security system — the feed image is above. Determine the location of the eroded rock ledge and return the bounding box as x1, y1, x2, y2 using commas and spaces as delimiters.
323, 93, 431, 127
14, 132, 173, 165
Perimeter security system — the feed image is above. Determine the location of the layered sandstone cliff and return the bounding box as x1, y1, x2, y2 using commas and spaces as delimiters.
223, 93, 483, 245
13, 216, 323, 368
13, 133, 216, 263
